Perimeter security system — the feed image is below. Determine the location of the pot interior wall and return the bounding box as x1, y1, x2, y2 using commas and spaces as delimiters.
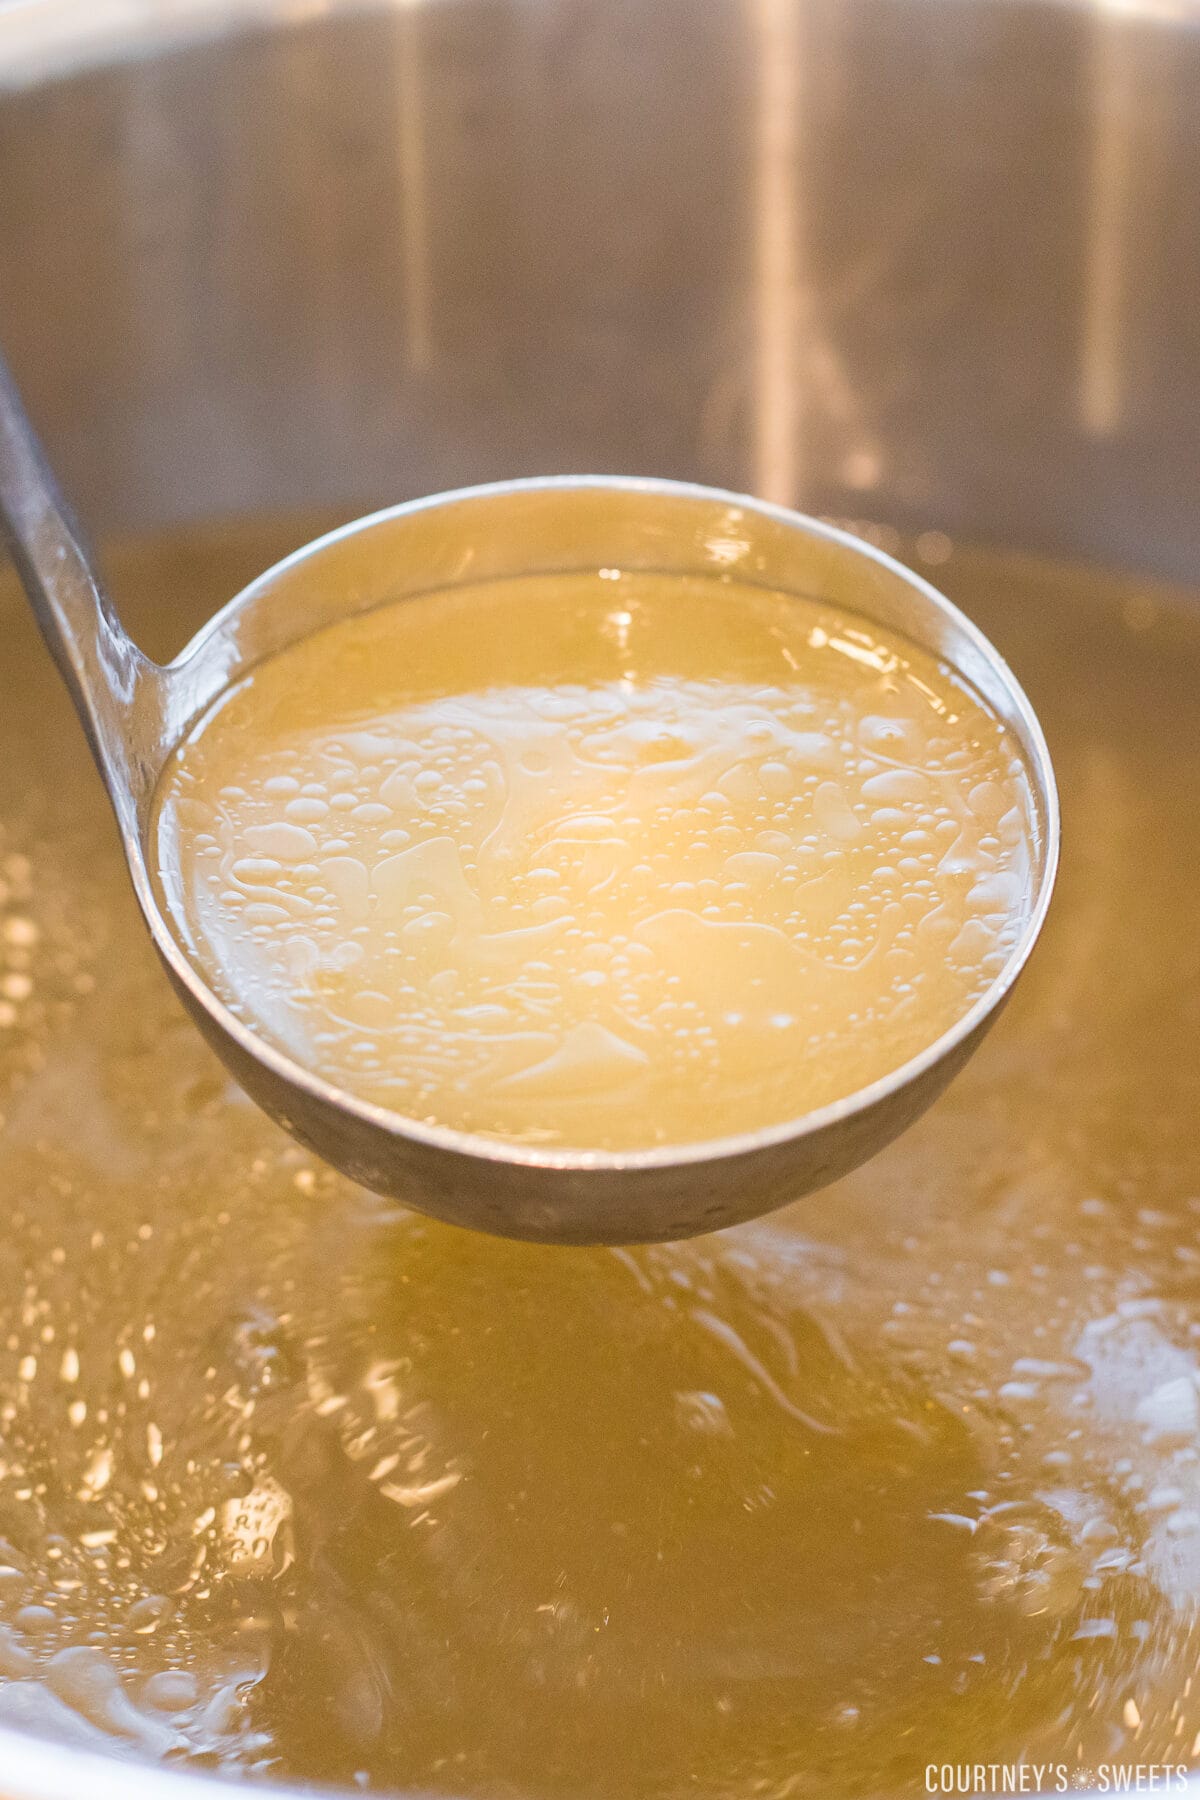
1, 0, 1199, 587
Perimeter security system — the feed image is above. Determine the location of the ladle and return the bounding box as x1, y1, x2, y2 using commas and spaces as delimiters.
0, 352, 1058, 1244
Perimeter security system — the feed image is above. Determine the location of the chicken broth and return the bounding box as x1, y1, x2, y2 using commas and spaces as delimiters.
0, 520, 1198, 1794
151, 569, 1035, 1149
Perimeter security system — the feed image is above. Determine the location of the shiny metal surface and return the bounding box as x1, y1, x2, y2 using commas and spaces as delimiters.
0, 0, 1193, 1791
0, 385, 1060, 1240
3, 0, 1200, 584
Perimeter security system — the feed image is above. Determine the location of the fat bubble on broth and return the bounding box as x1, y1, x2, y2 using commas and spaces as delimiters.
151, 569, 1036, 1148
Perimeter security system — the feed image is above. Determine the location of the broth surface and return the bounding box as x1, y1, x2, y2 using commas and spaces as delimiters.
152, 570, 1034, 1149
0, 521, 1198, 1794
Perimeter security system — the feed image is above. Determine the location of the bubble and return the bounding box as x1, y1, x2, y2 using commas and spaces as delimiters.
285, 797, 329, 824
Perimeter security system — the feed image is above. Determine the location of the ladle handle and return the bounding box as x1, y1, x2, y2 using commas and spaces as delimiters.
0, 350, 164, 823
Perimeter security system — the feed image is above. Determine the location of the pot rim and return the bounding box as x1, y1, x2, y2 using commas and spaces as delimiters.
0, 0, 1192, 94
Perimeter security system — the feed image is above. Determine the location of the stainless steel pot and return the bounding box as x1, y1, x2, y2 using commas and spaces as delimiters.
0, 0, 1197, 1794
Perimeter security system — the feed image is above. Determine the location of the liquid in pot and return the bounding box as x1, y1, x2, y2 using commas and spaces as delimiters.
0, 519, 1197, 1794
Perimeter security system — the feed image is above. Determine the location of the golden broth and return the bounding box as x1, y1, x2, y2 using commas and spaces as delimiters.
152, 570, 1034, 1148
0, 520, 1197, 1794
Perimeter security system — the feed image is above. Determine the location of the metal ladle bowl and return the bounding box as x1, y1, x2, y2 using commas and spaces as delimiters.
0, 356, 1058, 1245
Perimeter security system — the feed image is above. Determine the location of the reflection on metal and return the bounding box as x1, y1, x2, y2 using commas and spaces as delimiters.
4, 0, 1200, 576
0, 0, 304, 90
1080, 9, 1135, 437
750, 0, 803, 506
395, 1, 433, 372
1085, 0, 1194, 16
749, 0, 884, 508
